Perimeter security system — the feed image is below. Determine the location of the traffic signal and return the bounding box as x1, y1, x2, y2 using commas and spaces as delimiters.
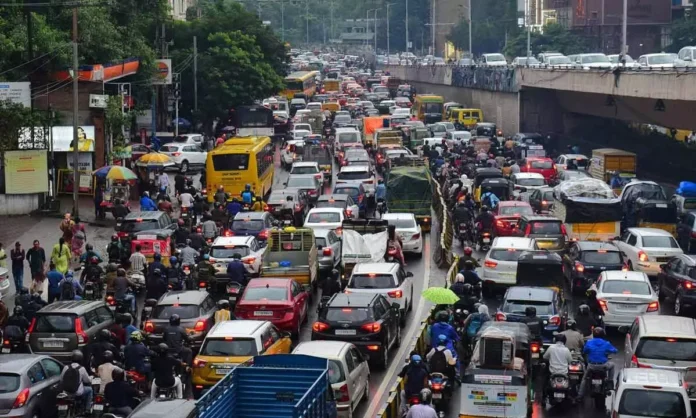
174, 83, 180, 99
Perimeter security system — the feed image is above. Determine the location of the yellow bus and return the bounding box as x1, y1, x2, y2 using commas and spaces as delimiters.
282, 71, 317, 100
413, 94, 444, 124
205, 136, 274, 203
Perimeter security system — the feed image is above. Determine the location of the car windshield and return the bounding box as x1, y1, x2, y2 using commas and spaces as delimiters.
530, 160, 553, 169
642, 236, 680, 248
499, 206, 533, 216
602, 280, 651, 295
160, 145, 182, 152
503, 300, 553, 315
325, 307, 370, 322
618, 389, 685, 418
549, 57, 572, 65
648, 55, 675, 65
487, 54, 505, 62
636, 338, 696, 362
543, 191, 555, 201
333, 187, 359, 198
530, 222, 562, 234
210, 246, 250, 258
386, 218, 417, 229
348, 274, 396, 289
582, 54, 610, 63
517, 178, 545, 187
490, 249, 523, 262
200, 338, 258, 357
35, 314, 75, 332
373, 87, 388, 93
337, 132, 360, 143
292, 166, 318, 175
338, 170, 370, 181
424, 103, 443, 114
119, 219, 160, 233
308, 212, 341, 223
243, 287, 288, 301
582, 250, 621, 264
287, 177, 316, 188
684, 198, 696, 210
154, 304, 199, 319
232, 219, 264, 230
0, 374, 20, 394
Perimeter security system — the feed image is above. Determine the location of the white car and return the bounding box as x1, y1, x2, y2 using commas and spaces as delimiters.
281, 139, 305, 167
209, 236, 265, 277
391, 108, 410, 117
336, 165, 375, 197
608, 369, 692, 418
481, 237, 537, 287
481, 53, 508, 66
574, 53, 614, 70
334, 128, 362, 151
347, 262, 414, 325
511, 173, 546, 191
291, 129, 311, 141
555, 154, 588, 171
446, 131, 472, 147
304, 208, 345, 232
159, 143, 207, 173
306, 102, 323, 111
511, 57, 540, 67
676, 46, 696, 67
612, 228, 684, 276
591, 270, 659, 328
382, 213, 423, 256
638, 53, 676, 69
173, 133, 205, 146
428, 124, 448, 139
545, 55, 574, 68
292, 341, 370, 418
290, 161, 324, 187
294, 123, 313, 133
608, 54, 641, 69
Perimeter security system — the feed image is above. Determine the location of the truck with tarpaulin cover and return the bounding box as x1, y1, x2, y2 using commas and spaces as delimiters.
340, 218, 388, 287
386, 159, 433, 231
195, 354, 337, 418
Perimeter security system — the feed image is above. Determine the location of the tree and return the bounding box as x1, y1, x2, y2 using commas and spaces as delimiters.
0, 100, 54, 151
447, 0, 518, 55
503, 23, 589, 58
668, 14, 696, 52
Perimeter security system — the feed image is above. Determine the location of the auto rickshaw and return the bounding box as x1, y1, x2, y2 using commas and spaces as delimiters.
463, 322, 534, 418
632, 198, 678, 236
473, 168, 503, 203
516, 251, 565, 302
480, 178, 512, 202
100, 182, 131, 218
131, 229, 174, 267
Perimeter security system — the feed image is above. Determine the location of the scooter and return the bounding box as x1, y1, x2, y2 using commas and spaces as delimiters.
477, 230, 492, 252
376, 199, 387, 218
568, 351, 585, 396
545, 373, 571, 408
428, 372, 450, 417
457, 222, 473, 247
226, 282, 245, 307
83, 280, 99, 301
588, 367, 611, 409
2, 334, 25, 354
57, 391, 87, 418
140, 299, 157, 327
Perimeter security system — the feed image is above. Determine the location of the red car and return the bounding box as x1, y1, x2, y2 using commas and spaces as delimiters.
493, 201, 534, 237
234, 278, 309, 337
521, 157, 557, 183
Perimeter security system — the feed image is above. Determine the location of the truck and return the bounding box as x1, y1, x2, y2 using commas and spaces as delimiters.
386, 158, 433, 231
261, 227, 319, 293
588, 148, 637, 193
373, 128, 403, 148
298, 109, 324, 136
362, 116, 389, 148
340, 219, 389, 287
195, 354, 337, 418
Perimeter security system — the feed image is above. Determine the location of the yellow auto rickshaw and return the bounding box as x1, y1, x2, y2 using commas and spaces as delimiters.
131, 229, 174, 267
473, 167, 503, 203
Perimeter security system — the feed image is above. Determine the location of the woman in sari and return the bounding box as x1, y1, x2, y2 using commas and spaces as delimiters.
70, 216, 86, 261
51, 238, 71, 274
59, 213, 74, 246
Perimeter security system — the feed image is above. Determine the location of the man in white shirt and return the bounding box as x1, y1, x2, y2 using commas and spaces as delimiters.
544, 333, 572, 375
158, 170, 169, 191
129, 244, 148, 274
179, 190, 194, 209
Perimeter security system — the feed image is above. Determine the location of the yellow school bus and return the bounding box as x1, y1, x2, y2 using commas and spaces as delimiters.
413, 94, 444, 124
205, 136, 274, 203
282, 71, 317, 100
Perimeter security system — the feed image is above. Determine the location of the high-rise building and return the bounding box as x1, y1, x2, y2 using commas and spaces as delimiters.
170, 0, 196, 21
434, 0, 470, 56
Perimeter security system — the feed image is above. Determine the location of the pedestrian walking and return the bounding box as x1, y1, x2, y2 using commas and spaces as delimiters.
51, 238, 71, 275
46, 263, 64, 304
26, 240, 46, 290
71, 217, 87, 262
95, 183, 105, 219
60, 213, 74, 246
10, 242, 25, 293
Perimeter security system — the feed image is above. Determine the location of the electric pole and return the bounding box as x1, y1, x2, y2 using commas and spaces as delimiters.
71, 7, 80, 217
193, 36, 198, 112
386, 3, 395, 57
174, 73, 180, 137
405, 0, 409, 52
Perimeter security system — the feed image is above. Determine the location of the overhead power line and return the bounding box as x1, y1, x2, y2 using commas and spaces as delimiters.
0, 45, 69, 79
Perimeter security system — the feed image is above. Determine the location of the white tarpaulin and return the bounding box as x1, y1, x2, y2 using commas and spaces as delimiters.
341, 229, 388, 265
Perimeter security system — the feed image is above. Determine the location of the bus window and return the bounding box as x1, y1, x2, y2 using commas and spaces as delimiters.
212, 154, 249, 171
256, 143, 274, 178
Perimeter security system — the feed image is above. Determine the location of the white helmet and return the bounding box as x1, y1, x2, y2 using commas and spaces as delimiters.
460, 174, 468, 181
455, 273, 465, 283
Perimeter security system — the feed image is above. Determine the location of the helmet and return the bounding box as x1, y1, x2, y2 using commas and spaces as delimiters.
130, 330, 144, 343
462, 283, 473, 295
203, 254, 210, 260
170, 256, 178, 266
436, 311, 449, 323
86, 244, 93, 252
464, 259, 475, 270
71, 349, 84, 364
525, 306, 536, 317
185, 239, 192, 247
154, 253, 161, 261
586, 288, 597, 297
593, 327, 606, 338
464, 246, 473, 256
112, 367, 125, 382
245, 184, 251, 191
157, 343, 169, 354
117, 268, 126, 277
419, 388, 433, 405
473, 302, 482, 312
411, 354, 422, 363
13, 305, 23, 315
217, 299, 230, 310
90, 256, 99, 265
178, 219, 185, 226
103, 350, 114, 363
437, 334, 447, 345
100, 329, 112, 342
455, 273, 464, 283
65, 271, 73, 278
554, 333, 567, 344
567, 319, 577, 330
169, 314, 181, 326
232, 253, 242, 260
481, 205, 489, 212
143, 191, 149, 197
111, 234, 118, 242
153, 268, 162, 276
578, 304, 590, 316
331, 269, 340, 279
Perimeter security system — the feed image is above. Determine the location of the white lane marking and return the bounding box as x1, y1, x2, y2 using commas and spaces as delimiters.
365, 233, 433, 417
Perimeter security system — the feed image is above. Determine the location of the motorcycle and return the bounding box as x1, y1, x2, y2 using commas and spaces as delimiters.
83, 280, 99, 301
545, 373, 571, 408
105, 290, 117, 312
385, 246, 403, 266
141, 298, 158, 326
376, 199, 387, 218
128, 271, 146, 294
180, 206, 192, 227
2, 333, 25, 354
428, 372, 450, 417
477, 230, 492, 251
93, 393, 107, 418
457, 222, 473, 247
181, 264, 195, 290
226, 282, 245, 307
568, 351, 585, 396
452, 308, 470, 339
126, 369, 150, 394
588, 366, 611, 409
57, 392, 87, 418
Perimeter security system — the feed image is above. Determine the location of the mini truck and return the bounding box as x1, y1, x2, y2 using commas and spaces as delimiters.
260, 227, 319, 294
195, 354, 337, 418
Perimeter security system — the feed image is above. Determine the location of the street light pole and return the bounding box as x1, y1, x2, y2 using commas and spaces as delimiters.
374, 9, 378, 52
405, 0, 409, 52
621, 0, 627, 57
468, 0, 472, 55
526, 0, 531, 58
281, 0, 285, 42
386, 3, 395, 57
431, 0, 435, 55
71, 7, 79, 217
305, 0, 309, 45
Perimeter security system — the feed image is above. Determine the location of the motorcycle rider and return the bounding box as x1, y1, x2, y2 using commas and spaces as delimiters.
148, 253, 166, 281
114, 268, 137, 314
375, 179, 387, 212
387, 224, 406, 266
106, 235, 125, 263
398, 354, 430, 414
323, 268, 343, 298
215, 300, 233, 322
226, 253, 249, 287
429, 311, 459, 353
543, 333, 572, 398
226, 197, 242, 219
449, 273, 467, 297
453, 201, 473, 232
173, 219, 190, 247
480, 187, 500, 210
521, 306, 544, 342
124, 331, 153, 376
4, 305, 29, 350
80, 256, 104, 297
96, 350, 118, 393
104, 367, 140, 416
166, 256, 182, 290
453, 283, 479, 313
575, 304, 598, 340
87, 329, 118, 369
79, 243, 102, 265
585, 287, 605, 320
151, 343, 184, 399
461, 260, 482, 288
240, 184, 255, 205
201, 213, 218, 241
139, 191, 157, 211
178, 239, 198, 267
212, 204, 228, 227
457, 247, 481, 271
193, 195, 209, 223
214, 185, 229, 206
251, 196, 266, 212
426, 334, 457, 384
146, 267, 167, 301
558, 320, 585, 352
60, 350, 93, 411
405, 388, 438, 418
197, 254, 216, 288
163, 314, 193, 367
128, 244, 147, 276
59, 271, 83, 300
577, 327, 617, 402
475, 205, 495, 242
188, 226, 205, 251
112, 198, 130, 220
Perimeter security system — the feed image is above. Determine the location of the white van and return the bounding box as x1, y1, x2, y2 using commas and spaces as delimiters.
608, 369, 692, 418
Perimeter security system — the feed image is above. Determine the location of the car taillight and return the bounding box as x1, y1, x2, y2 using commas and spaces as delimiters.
144, 321, 155, 333
12, 388, 29, 409
574, 261, 585, 272
336, 383, 350, 402
638, 251, 649, 262
106, 295, 115, 306
258, 230, 269, 240
598, 299, 608, 312
647, 301, 659, 312
223, 230, 234, 237
171, 152, 181, 157
199, 281, 207, 288
632, 354, 652, 368
495, 312, 507, 321
684, 281, 694, 290
388, 290, 403, 298
541, 200, 548, 206
363, 179, 373, 184
75, 318, 88, 344
312, 322, 330, 332
193, 358, 208, 368
412, 233, 420, 240
524, 224, 531, 235
25, 318, 35, 343
361, 322, 382, 333
243, 257, 256, 265
530, 342, 540, 353
314, 174, 322, 179
548, 315, 561, 326
307, 189, 317, 195
484, 260, 498, 269
323, 247, 333, 256
194, 320, 206, 332
295, 204, 302, 212
622, 264, 629, 272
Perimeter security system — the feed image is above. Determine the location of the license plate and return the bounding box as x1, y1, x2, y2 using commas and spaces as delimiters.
482, 238, 490, 244
216, 368, 232, 375
85, 290, 93, 295
532, 353, 539, 358
592, 379, 602, 385
92, 378, 101, 385
432, 393, 442, 399
94, 404, 104, 411
254, 311, 273, 316
335, 329, 356, 336
229, 297, 236, 302
570, 375, 579, 379
614, 303, 637, 310
58, 405, 68, 411
1, 348, 9, 353
43, 341, 64, 348
554, 393, 565, 399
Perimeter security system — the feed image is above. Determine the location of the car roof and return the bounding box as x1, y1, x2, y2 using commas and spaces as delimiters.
158, 290, 209, 305
211, 236, 255, 246
679, 254, 696, 266
575, 241, 620, 251
124, 211, 164, 220
506, 286, 555, 301
521, 215, 562, 222
627, 227, 674, 237
513, 173, 545, 179
498, 201, 531, 207
621, 369, 683, 388
639, 315, 696, 338
293, 341, 351, 358
247, 278, 293, 288
208, 320, 270, 338
525, 157, 552, 161
491, 237, 535, 249
339, 165, 370, 172
38, 300, 108, 314
292, 161, 319, 167
131, 399, 197, 417
561, 154, 588, 159
318, 194, 350, 202
328, 292, 377, 307
233, 212, 268, 220
334, 183, 362, 190
0, 354, 49, 371
602, 271, 648, 282
352, 262, 400, 274
382, 213, 416, 221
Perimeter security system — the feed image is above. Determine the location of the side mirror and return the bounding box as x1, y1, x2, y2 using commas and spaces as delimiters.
406, 272, 414, 278
617, 326, 629, 334
659, 263, 666, 271
611, 236, 621, 241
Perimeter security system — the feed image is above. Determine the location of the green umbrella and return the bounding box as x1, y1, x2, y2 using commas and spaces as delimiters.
421, 287, 460, 305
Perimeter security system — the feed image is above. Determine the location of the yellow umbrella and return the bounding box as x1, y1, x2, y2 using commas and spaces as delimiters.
136, 152, 175, 168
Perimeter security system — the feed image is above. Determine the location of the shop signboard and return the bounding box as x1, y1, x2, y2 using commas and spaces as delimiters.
3, 150, 48, 194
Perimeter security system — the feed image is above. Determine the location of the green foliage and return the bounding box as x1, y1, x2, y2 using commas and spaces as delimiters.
668, 14, 696, 52
503, 23, 590, 58
0, 100, 54, 152
447, 0, 519, 55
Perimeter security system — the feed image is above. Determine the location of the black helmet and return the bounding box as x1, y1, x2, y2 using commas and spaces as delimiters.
103, 350, 114, 363
480, 205, 489, 213
217, 300, 230, 310
121, 313, 133, 325
158, 343, 169, 355
232, 253, 242, 260
436, 311, 449, 323
567, 319, 577, 330
419, 388, 433, 405
525, 306, 536, 317
117, 268, 126, 277
331, 269, 339, 279
462, 283, 473, 295
169, 314, 181, 326
554, 333, 567, 344
578, 304, 590, 316
99, 329, 112, 342
112, 367, 125, 382
86, 243, 93, 252
20, 287, 29, 295
71, 349, 84, 364
13, 305, 23, 316
153, 268, 162, 276
464, 259, 474, 270
593, 327, 606, 338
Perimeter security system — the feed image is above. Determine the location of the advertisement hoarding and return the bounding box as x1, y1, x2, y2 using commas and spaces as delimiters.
0, 82, 31, 107
152, 59, 172, 85
4, 150, 49, 194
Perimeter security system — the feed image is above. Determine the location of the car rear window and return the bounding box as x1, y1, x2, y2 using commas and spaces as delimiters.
618, 389, 686, 418
287, 177, 316, 188
530, 160, 553, 169
308, 212, 341, 223
582, 250, 621, 264
499, 206, 533, 216
489, 249, 523, 262
386, 218, 417, 229
0, 374, 20, 394
119, 219, 160, 233
232, 220, 265, 230
154, 305, 200, 320
325, 307, 370, 322
327, 360, 346, 384
212, 154, 250, 171
292, 166, 318, 175
243, 287, 288, 301
636, 338, 696, 362
530, 221, 562, 234
517, 177, 545, 187
35, 314, 75, 332
348, 274, 396, 289
683, 198, 696, 210
210, 246, 250, 259
503, 300, 553, 316
338, 170, 370, 181
642, 236, 680, 249
337, 132, 360, 143
316, 200, 345, 209
333, 187, 359, 198
200, 338, 258, 357
315, 238, 327, 248
602, 280, 651, 295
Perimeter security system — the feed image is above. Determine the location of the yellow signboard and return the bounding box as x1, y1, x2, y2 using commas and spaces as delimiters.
4, 150, 48, 194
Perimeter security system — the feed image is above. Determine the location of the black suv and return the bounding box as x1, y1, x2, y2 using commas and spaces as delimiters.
563, 241, 626, 294
312, 293, 400, 370
514, 215, 567, 252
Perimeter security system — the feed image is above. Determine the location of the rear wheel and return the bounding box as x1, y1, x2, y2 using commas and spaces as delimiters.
593, 394, 605, 410
395, 324, 401, 348
657, 279, 665, 302
180, 160, 189, 173
400, 309, 406, 327
674, 293, 684, 316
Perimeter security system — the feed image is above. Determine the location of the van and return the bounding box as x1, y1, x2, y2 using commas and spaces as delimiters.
450, 108, 483, 129
609, 369, 692, 418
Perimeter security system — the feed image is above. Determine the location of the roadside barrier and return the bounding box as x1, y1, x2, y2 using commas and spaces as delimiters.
431, 176, 454, 269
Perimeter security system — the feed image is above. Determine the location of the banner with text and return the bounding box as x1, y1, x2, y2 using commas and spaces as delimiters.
3, 150, 48, 194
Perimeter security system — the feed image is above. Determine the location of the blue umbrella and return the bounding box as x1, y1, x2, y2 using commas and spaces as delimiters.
174, 118, 191, 127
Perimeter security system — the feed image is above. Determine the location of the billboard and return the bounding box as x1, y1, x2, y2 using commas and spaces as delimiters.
572, 0, 671, 26
4, 150, 48, 194
52, 126, 96, 152
0, 82, 31, 107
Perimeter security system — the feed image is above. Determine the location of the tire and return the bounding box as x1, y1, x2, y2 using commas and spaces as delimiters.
400, 309, 406, 327
408, 290, 414, 312
395, 324, 401, 348
292, 320, 301, 340
378, 334, 390, 370
180, 160, 189, 173
593, 394, 605, 410
657, 279, 665, 302
674, 293, 684, 316
628, 261, 634, 272
362, 379, 370, 403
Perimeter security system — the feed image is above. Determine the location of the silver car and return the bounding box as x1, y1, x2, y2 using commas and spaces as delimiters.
315, 229, 342, 276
